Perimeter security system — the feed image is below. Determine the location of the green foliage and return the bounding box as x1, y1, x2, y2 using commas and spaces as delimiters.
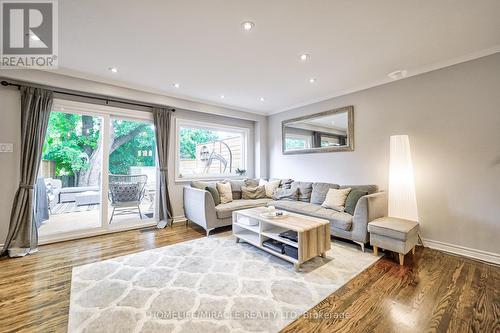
109, 120, 156, 174
43, 113, 222, 179
179, 128, 218, 159
43, 112, 156, 177
43, 113, 99, 175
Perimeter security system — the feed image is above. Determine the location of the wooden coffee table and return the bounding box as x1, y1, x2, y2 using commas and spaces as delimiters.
232, 207, 331, 271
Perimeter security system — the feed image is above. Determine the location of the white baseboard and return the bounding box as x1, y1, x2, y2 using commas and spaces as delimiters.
423, 238, 500, 266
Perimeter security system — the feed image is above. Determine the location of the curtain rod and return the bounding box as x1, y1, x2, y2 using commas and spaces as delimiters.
0, 79, 175, 112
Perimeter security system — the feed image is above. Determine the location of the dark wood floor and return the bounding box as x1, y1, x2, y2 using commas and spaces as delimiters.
0, 224, 498, 333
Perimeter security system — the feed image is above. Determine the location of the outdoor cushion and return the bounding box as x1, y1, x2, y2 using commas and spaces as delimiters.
368, 217, 419, 241
215, 198, 272, 219
340, 184, 378, 195
267, 200, 352, 231
310, 182, 340, 204
290, 181, 313, 202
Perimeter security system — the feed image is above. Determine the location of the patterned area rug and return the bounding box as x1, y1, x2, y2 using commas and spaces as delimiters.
68, 234, 380, 333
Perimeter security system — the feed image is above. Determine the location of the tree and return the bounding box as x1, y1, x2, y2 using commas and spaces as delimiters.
43, 113, 155, 187
179, 128, 218, 159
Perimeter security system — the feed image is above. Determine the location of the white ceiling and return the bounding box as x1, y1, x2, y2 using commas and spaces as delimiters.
55, 0, 500, 115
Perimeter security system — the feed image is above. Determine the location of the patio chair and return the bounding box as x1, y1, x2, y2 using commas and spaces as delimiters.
108, 174, 147, 223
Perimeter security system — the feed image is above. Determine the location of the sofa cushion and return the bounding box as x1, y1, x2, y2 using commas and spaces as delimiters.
216, 182, 233, 204
344, 190, 368, 215
205, 186, 221, 205
215, 198, 272, 219
226, 180, 244, 200
340, 184, 378, 195
272, 188, 299, 201
259, 179, 281, 198
270, 178, 294, 189
244, 178, 259, 187
267, 200, 352, 231
241, 185, 266, 199
322, 188, 351, 212
290, 181, 313, 202
310, 182, 340, 204
368, 217, 419, 241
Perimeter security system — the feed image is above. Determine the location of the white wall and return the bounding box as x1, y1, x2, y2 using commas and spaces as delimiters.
0, 70, 268, 243
268, 53, 500, 258
0, 89, 21, 245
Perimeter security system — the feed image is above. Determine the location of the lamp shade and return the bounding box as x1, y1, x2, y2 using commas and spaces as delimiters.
388, 135, 419, 222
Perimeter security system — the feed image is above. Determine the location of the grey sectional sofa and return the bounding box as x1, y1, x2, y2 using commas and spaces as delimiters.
183, 179, 387, 251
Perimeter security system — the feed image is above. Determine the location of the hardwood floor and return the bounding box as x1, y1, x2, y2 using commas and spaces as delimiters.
0, 224, 498, 333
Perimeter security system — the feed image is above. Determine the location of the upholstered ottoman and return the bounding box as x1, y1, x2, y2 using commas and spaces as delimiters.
368, 217, 419, 265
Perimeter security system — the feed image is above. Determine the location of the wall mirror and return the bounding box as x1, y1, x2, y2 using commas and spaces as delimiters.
282, 105, 354, 154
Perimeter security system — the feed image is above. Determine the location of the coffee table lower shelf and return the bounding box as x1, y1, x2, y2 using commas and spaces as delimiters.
233, 208, 331, 272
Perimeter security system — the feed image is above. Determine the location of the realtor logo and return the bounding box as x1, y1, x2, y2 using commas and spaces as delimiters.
1, 0, 58, 68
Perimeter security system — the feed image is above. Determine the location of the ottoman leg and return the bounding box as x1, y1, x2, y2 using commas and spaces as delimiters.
398, 253, 405, 266
373, 246, 378, 256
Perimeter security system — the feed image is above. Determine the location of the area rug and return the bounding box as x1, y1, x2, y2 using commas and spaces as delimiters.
68, 234, 380, 333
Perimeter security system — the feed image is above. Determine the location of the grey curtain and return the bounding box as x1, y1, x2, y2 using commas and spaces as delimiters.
1, 87, 53, 257
152, 107, 173, 227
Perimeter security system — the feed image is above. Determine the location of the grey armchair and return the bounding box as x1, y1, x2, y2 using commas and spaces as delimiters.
108, 174, 147, 223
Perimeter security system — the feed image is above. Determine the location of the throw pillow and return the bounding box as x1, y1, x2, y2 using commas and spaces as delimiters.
241, 185, 267, 199
259, 179, 281, 198
244, 178, 260, 187
205, 186, 221, 205
216, 182, 233, 204
322, 188, 352, 212
290, 181, 313, 202
344, 190, 368, 215
272, 188, 299, 201
191, 180, 209, 190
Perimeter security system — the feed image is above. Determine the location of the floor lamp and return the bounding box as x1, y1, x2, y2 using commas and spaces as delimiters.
388, 135, 419, 222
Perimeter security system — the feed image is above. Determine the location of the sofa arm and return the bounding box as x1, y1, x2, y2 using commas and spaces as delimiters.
183, 186, 218, 231
351, 191, 388, 243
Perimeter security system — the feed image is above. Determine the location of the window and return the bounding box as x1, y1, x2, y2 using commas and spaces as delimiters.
284, 134, 312, 150
176, 119, 248, 180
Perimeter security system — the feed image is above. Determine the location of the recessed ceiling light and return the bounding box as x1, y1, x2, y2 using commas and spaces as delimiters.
260, 97, 265, 102
220, 95, 225, 99
108, 67, 118, 73
387, 70, 408, 80
309, 78, 316, 83
173, 83, 180, 88
242, 21, 254, 31
300, 54, 309, 61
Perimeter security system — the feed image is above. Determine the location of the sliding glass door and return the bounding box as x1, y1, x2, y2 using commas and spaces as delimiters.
38, 111, 103, 236
107, 117, 157, 225
36, 100, 158, 241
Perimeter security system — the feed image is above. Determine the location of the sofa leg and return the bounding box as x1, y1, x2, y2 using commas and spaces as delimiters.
399, 253, 405, 265
373, 246, 378, 256
353, 241, 365, 252
206, 228, 214, 237
412, 246, 416, 255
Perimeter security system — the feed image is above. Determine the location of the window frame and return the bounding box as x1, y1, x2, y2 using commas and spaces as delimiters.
174, 118, 249, 182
